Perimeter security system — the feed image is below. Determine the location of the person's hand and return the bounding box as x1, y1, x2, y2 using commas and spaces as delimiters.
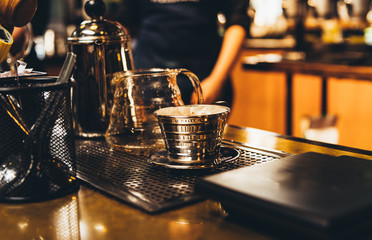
190, 76, 225, 104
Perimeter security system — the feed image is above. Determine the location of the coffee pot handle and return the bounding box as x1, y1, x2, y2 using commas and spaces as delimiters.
178, 69, 204, 104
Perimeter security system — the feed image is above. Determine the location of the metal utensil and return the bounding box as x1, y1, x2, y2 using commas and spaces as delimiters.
57, 52, 76, 83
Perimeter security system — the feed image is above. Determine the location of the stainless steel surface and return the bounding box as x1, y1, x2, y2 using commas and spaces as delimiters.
76, 134, 284, 213
153, 105, 230, 169
147, 146, 241, 169
67, 0, 134, 138
57, 52, 76, 84
105, 68, 203, 156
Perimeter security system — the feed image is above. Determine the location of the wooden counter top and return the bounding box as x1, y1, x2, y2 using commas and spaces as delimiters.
1, 125, 372, 240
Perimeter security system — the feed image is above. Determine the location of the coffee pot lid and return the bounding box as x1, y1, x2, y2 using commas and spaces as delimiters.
67, 0, 130, 44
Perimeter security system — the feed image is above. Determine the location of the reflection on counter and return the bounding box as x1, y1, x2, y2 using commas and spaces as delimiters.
0, 193, 80, 239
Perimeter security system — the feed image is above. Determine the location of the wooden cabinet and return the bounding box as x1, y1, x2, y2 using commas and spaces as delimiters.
229, 49, 372, 151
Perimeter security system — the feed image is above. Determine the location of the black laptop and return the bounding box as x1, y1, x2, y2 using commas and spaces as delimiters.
195, 152, 372, 239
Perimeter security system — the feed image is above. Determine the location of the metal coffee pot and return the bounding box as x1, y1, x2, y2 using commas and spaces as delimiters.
67, 0, 134, 138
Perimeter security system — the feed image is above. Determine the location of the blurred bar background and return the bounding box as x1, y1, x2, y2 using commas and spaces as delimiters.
10, 0, 372, 151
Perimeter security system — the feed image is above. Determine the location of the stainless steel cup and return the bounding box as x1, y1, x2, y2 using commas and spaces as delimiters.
153, 104, 230, 168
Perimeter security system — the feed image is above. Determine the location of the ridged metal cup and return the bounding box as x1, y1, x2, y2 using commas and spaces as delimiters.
153, 104, 230, 168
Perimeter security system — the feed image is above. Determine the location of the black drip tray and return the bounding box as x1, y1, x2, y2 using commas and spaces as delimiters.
76, 139, 288, 214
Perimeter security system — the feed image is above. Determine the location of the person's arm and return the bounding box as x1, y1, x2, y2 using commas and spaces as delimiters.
191, 24, 246, 104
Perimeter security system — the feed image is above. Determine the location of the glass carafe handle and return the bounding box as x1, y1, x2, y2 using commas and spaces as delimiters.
178, 68, 204, 104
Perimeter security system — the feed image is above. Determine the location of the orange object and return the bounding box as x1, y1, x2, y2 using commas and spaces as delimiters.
0, 0, 38, 31
0, 25, 13, 63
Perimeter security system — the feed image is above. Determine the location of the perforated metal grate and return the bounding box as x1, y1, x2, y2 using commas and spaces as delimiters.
76, 139, 289, 213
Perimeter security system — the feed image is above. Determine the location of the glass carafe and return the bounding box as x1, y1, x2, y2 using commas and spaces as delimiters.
105, 68, 204, 156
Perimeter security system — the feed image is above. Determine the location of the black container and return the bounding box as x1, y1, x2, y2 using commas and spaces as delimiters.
0, 77, 79, 202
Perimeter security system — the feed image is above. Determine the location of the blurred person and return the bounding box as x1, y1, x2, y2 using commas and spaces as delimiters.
112, 0, 250, 105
